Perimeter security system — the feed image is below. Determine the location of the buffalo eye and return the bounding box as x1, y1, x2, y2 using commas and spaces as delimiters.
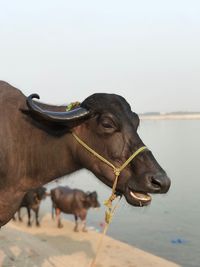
99, 116, 117, 133
102, 121, 113, 128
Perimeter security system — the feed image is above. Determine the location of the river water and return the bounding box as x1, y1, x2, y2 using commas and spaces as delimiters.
43, 120, 200, 267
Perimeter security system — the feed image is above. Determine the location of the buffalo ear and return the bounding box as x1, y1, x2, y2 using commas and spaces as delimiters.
132, 112, 140, 129
91, 191, 97, 197
26, 94, 91, 126
86, 191, 97, 199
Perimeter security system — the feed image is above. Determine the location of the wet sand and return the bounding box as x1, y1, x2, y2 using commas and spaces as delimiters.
0, 214, 180, 267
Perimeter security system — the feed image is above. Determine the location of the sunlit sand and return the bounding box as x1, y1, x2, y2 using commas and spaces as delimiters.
0, 214, 180, 267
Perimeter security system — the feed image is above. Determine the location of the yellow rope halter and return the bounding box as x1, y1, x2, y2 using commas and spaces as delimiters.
71, 132, 148, 267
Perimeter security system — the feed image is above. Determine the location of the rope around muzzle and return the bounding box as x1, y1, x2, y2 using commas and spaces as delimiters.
71, 132, 147, 266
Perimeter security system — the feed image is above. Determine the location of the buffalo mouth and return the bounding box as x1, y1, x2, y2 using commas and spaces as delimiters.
124, 186, 152, 207
99, 175, 152, 207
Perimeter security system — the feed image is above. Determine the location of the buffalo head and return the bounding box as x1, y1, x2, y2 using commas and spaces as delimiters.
35, 186, 47, 201
27, 93, 171, 207
84, 191, 100, 209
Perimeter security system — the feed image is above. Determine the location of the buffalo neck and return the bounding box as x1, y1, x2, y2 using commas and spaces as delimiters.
24, 131, 81, 188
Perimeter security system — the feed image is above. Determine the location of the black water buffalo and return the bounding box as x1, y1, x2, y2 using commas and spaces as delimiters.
0, 81, 171, 227
13, 187, 46, 227
51, 186, 100, 231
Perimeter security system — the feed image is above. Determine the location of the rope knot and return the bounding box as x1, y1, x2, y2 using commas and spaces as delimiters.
114, 168, 120, 177
104, 193, 117, 208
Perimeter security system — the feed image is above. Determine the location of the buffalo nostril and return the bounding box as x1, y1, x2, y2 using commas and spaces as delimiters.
150, 176, 162, 189
148, 174, 171, 193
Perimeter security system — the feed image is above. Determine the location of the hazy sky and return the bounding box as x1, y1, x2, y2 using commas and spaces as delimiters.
0, 0, 199, 112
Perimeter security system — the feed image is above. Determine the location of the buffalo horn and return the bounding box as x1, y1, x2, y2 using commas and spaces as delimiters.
26, 94, 90, 124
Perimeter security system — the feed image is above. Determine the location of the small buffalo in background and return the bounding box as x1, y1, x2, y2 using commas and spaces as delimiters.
51, 186, 100, 232
13, 187, 47, 227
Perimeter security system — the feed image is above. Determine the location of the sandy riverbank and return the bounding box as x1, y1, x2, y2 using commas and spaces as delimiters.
139, 114, 200, 120
0, 214, 180, 267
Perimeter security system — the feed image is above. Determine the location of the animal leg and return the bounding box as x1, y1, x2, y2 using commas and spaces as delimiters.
74, 215, 79, 232
52, 203, 55, 220
18, 208, 22, 222
56, 208, 63, 228
35, 207, 40, 227
27, 207, 32, 227
82, 219, 87, 232
80, 212, 87, 232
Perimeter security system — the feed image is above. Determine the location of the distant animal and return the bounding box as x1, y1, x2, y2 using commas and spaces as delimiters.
13, 187, 46, 227
51, 186, 100, 231
0, 81, 171, 227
